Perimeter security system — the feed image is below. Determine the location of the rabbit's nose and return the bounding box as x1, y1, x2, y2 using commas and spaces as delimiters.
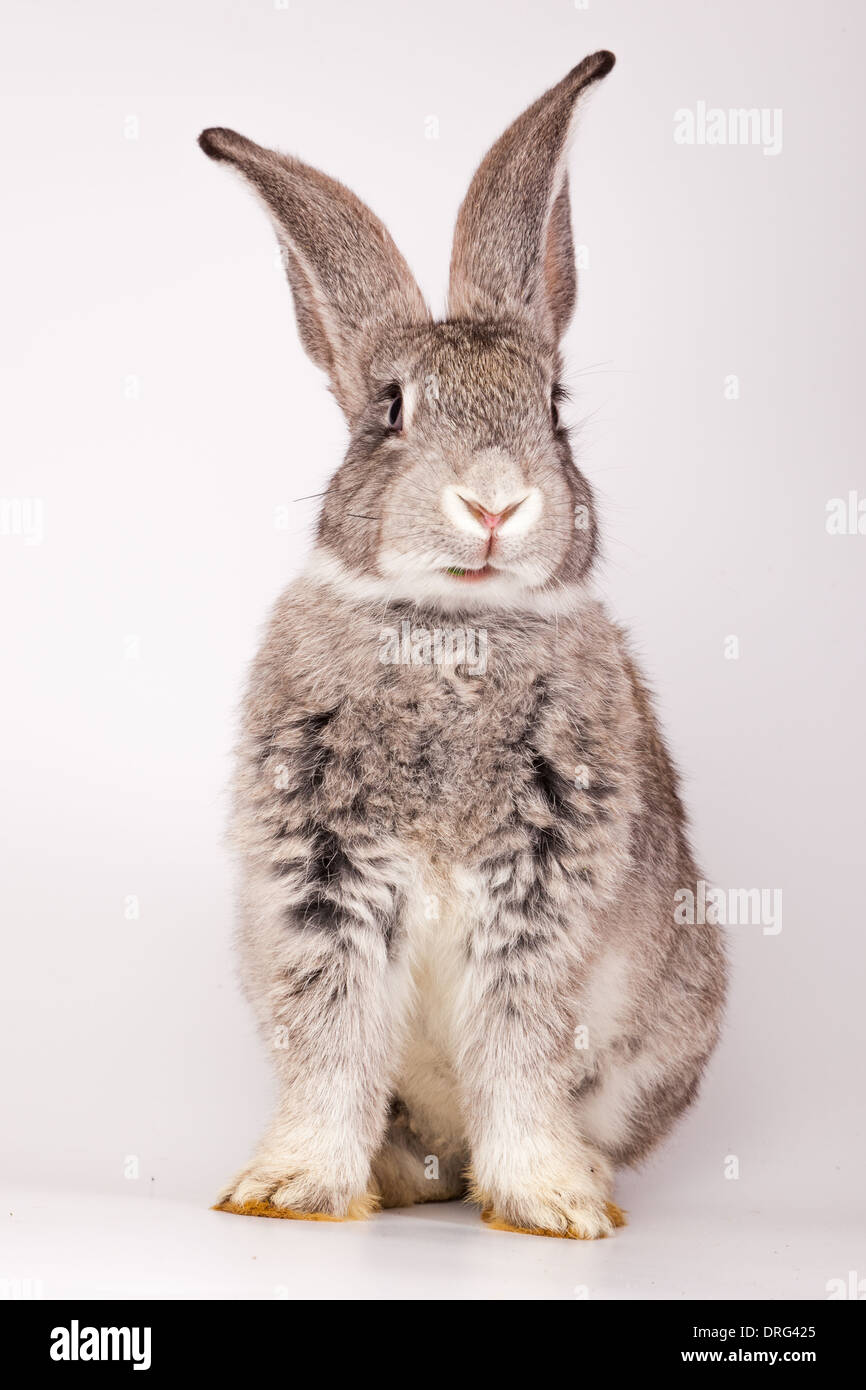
452, 489, 530, 533
462, 499, 505, 531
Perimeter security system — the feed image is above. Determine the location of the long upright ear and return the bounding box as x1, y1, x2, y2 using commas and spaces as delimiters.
199, 127, 430, 419
448, 52, 615, 347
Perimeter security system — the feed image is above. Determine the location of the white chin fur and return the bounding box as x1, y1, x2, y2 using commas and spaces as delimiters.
304, 546, 590, 618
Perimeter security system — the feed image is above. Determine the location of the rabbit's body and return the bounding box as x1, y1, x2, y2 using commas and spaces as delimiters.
201, 52, 726, 1237
227, 561, 724, 1233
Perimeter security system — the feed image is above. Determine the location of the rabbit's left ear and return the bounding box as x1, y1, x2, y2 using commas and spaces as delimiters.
448, 51, 614, 348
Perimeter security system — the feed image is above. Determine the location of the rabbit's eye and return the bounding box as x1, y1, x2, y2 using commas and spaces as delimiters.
386, 389, 404, 433
550, 384, 567, 431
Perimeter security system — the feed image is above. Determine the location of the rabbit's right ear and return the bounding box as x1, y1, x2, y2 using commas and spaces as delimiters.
199, 128, 430, 420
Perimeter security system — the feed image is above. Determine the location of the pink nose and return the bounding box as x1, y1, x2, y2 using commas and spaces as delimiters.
455, 491, 522, 534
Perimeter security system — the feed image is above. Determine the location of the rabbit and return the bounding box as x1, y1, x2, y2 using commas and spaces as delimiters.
199, 49, 727, 1239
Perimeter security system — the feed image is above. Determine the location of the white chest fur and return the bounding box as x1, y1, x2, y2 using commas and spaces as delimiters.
394, 863, 479, 1149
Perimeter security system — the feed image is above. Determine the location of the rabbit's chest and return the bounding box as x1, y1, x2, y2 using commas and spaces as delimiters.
329, 666, 536, 852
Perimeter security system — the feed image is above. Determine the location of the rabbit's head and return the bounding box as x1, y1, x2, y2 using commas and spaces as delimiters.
200, 51, 615, 613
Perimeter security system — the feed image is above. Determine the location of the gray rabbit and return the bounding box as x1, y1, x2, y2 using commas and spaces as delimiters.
200, 51, 726, 1239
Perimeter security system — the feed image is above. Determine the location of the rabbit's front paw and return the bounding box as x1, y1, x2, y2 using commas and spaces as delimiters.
469, 1138, 626, 1239
480, 1194, 626, 1239
470, 1165, 626, 1239
214, 1160, 378, 1222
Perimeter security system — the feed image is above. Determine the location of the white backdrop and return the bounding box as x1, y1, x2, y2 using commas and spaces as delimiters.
1, 0, 864, 1299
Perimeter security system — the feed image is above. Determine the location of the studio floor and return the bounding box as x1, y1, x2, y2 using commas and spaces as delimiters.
2, 1182, 856, 1301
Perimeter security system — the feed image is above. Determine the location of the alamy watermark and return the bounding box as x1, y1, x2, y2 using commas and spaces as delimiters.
50, 1321, 151, 1371
674, 880, 782, 936
0, 498, 43, 545
826, 1270, 866, 1300
379, 620, 488, 676
825, 490, 865, 535
674, 102, 782, 157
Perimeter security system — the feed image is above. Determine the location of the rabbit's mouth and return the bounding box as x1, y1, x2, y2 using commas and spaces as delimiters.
445, 564, 497, 583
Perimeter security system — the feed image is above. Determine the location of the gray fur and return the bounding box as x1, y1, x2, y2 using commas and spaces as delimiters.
200, 51, 726, 1238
